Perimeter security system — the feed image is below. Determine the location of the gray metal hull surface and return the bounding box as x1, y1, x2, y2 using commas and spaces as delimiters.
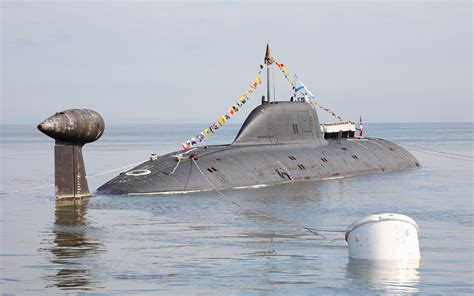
97, 137, 420, 195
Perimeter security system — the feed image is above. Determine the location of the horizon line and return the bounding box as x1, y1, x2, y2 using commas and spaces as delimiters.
1, 121, 473, 126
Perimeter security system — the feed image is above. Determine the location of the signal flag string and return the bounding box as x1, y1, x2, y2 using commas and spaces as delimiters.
179, 56, 350, 151
180, 66, 265, 151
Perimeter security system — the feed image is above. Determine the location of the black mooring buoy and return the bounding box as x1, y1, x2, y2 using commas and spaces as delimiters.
38, 109, 104, 199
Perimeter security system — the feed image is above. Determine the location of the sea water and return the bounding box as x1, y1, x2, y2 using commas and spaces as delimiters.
1, 123, 472, 295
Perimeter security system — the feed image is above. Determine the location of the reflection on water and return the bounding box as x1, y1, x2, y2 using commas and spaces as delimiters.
44, 198, 104, 290
346, 259, 420, 294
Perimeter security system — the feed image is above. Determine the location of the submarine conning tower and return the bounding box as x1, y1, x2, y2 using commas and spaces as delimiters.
234, 43, 325, 146
233, 101, 326, 146
38, 109, 104, 200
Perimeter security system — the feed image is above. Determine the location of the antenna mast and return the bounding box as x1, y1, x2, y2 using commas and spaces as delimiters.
263, 44, 272, 104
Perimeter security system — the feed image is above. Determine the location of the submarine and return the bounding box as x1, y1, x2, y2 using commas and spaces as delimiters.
96, 45, 420, 195
38, 45, 420, 198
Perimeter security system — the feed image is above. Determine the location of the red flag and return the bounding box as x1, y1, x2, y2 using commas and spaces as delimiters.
264, 44, 273, 65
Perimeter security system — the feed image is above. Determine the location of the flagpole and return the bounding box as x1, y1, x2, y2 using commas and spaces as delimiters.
263, 44, 271, 104
267, 64, 270, 103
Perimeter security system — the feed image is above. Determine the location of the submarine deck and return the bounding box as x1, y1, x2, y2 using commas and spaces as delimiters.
97, 137, 419, 195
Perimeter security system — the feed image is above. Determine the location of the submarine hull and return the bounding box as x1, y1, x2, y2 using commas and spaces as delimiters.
98, 101, 419, 195
97, 137, 419, 195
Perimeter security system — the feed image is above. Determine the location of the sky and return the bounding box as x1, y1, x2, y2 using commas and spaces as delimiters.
1, 0, 472, 124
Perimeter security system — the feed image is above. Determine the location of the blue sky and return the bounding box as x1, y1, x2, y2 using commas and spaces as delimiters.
1, 1, 472, 124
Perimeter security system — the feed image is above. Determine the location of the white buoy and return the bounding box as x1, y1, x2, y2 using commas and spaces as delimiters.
345, 213, 420, 260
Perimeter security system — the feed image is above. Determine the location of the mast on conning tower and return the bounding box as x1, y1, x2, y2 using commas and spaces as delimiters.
263, 44, 272, 104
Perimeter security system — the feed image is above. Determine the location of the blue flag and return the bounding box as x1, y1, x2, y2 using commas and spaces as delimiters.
294, 74, 315, 99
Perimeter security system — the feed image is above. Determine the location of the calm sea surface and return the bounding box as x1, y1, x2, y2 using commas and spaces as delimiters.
1, 122, 473, 295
